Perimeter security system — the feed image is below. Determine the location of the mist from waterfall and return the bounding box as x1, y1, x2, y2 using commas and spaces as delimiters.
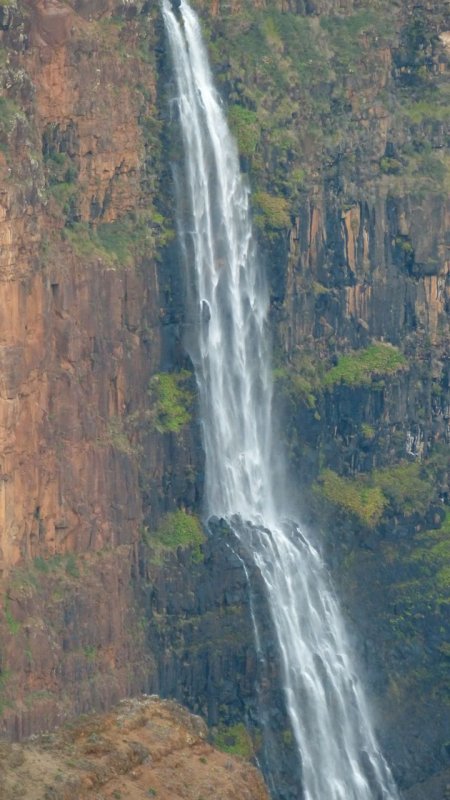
162, 2, 400, 797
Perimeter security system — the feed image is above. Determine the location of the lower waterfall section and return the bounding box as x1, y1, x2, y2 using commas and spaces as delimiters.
142, 520, 304, 800
227, 517, 400, 800
162, 1, 400, 797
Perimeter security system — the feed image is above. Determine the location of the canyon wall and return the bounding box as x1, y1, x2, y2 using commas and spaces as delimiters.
0, 1, 449, 799
0, 0, 202, 740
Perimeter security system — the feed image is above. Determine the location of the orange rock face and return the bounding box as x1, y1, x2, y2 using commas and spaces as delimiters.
0, 0, 184, 737
0, 1, 162, 572
0, 546, 155, 739
0, 696, 270, 800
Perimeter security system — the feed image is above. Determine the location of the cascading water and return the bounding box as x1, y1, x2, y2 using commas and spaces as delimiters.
162, 2, 400, 797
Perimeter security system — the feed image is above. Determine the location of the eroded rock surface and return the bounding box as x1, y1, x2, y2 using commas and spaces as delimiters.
0, 696, 270, 800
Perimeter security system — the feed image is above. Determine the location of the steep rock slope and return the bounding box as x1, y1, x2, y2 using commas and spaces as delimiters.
0, 0, 449, 798
0, 695, 269, 800
0, 0, 201, 738
186, 0, 450, 794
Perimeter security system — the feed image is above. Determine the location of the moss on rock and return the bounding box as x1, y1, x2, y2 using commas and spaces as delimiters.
214, 722, 253, 758
152, 510, 205, 563
253, 191, 291, 231
318, 469, 387, 527
323, 343, 407, 388
148, 371, 194, 435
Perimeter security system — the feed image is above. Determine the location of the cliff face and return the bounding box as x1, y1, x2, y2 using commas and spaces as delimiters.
188, 0, 450, 794
0, 0, 201, 739
1, 0, 450, 798
0, 0, 158, 569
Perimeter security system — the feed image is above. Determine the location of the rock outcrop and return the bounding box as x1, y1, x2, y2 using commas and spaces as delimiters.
0, 695, 270, 800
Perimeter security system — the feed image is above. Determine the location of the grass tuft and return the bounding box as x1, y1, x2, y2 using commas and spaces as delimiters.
323, 343, 406, 388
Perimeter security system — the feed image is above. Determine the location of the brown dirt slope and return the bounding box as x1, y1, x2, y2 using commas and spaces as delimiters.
0, 695, 270, 800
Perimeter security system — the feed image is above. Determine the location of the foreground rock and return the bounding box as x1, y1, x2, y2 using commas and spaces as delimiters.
0, 695, 269, 800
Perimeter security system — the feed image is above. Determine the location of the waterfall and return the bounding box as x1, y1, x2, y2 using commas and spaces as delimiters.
162, 2, 400, 798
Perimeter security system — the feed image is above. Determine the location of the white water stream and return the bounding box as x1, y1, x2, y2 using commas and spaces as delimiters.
162, 2, 400, 797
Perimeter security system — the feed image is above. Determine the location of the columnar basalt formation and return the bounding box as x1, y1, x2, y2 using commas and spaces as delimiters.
0, 1, 449, 798
0, 0, 200, 738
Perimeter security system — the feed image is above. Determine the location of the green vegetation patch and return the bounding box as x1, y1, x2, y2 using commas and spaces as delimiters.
385, 507, 450, 682
203, 7, 331, 194
63, 211, 172, 267
318, 458, 438, 528
96, 218, 141, 267
402, 98, 450, 125
0, 96, 24, 149
106, 416, 134, 455
318, 469, 387, 527
373, 462, 435, 517
382, 146, 450, 197
320, 10, 394, 74
404, 509, 450, 595
260, 11, 329, 84
153, 510, 205, 562
148, 370, 193, 434
4, 596, 21, 635
0, 668, 12, 716
361, 423, 375, 440
323, 343, 407, 388
228, 105, 260, 158
64, 219, 133, 268
214, 722, 253, 758
274, 367, 317, 410
33, 552, 80, 579
253, 191, 290, 230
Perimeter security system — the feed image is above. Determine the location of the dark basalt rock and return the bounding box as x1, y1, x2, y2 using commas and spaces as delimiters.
137, 517, 304, 800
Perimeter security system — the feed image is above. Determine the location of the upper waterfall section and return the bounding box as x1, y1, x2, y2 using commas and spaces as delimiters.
162, 0, 275, 524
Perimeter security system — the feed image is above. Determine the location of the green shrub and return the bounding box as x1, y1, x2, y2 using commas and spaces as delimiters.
84, 645, 97, 661
395, 236, 414, 254
0, 669, 12, 716
64, 223, 108, 262
49, 182, 78, 221
282, 728, 294, 746
387, 508, 450, 636
323, 343, 406, 388
318, 469, 387, 527
318, 457, 437, 528
153, 510, 205, 562
45, 151, 78, 188
214, 723, 253, 758
228, 105, 260, 158
312, 281, 329, 296
149, 371, 193, 434
361, 423, 375, 440
253, 191, 290, 230
373, 462, 434, 517
96, 218, 136, 267
380, 156, 402, 175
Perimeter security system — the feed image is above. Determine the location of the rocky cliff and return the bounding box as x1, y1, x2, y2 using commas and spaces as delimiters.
0, 0, 201, 745
0, 0, 449, 799
1, 695, 270, 800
